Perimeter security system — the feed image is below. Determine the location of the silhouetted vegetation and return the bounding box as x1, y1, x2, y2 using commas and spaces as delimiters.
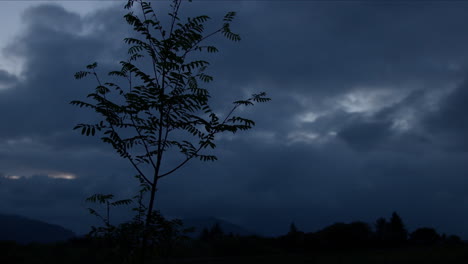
410, 227, 441, 245
71, 0, 269, 261
1, 211, 466, 263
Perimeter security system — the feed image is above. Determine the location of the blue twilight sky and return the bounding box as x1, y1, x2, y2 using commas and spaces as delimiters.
1, 0, 468, 237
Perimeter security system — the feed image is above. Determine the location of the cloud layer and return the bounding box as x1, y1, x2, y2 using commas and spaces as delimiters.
1, 1, 468, 237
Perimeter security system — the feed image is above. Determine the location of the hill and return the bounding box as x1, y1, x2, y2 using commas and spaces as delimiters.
0, 213, 75, 244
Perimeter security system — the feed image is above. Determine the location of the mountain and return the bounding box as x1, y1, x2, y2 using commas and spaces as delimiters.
182, 217, 256, 238
0, 214, 76, 244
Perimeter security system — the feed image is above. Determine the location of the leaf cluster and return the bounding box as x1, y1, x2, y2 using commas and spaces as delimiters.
72, 0, 270, 188
86, 191, 192, 261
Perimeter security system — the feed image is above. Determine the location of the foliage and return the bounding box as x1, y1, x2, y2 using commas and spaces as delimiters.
0, 212, 466, 263
199, 222, 224, 242
307, 221, 372, 249
84, 181, 194, 262
374, 217, 388, 241
72, 0, 269, 260
388, 212, 408, 243
410, 227, 441, 245
288, 222, 299, 235
373, 212, 408, 247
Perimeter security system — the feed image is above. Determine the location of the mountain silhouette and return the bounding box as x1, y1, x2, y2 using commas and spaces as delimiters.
0, 213, 75, 244
182, 217, 255, 237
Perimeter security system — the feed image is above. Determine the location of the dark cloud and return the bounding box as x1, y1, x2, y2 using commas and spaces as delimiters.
2, 1, 468, 239
423, 78, 468, 151
154, 137, 468, 236
205, 2, 468, 100
0, 69, 18, 88
0, 4, 127, 141
338, 119, 392, 151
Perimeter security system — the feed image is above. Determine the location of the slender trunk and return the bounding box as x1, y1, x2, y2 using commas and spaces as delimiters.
140, 176, 159, 263
141, 47, 165, 262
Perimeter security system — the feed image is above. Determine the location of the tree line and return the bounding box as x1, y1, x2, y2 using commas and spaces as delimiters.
279, 212, 462, 253
0, 211, 464, 264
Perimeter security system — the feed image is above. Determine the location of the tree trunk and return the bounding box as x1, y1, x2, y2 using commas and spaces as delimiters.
140, 179, 158, 263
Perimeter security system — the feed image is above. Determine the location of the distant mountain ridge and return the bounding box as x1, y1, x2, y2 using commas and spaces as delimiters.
182, 217, 256, 238
0, 213, 76, 244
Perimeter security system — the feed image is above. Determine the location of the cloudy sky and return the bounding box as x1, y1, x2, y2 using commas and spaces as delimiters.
1, 0, 468, 238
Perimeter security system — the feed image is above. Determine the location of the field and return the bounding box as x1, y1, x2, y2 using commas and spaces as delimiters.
160, 246, 468, 264
2, 239, 468, 264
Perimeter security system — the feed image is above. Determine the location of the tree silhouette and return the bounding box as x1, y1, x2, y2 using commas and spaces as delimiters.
209, 222, 224, 240
281, 222, 305, 251
410, 227, 441, 245
313, 222, 372, 249
375, 217, 388, 242
199, 227, 210, 241
373, 213, 408, 246
389, 212, 407, 244
72, 0, 269, 261
288, 222, 299, 235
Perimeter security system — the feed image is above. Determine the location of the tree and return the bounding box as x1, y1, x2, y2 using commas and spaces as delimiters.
71, 0, 270, 260
314, 222, 372, 249
374, 217, 388, 241
288, 222, 299, 235
389, 211, 408, 244
410, 227, 441, 245
283, 222, 304, 251
374, 213, 408, 247
199, 227, 210, 241
209, 222, 224, 240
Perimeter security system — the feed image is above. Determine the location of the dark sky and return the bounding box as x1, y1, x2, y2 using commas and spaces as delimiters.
1, 1, 468, 237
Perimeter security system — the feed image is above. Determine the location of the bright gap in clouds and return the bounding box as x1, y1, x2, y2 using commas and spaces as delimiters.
4, 175, 21, 180
47, 172, 77, 180
2, 171, 77, 180
336, 88, 407, 115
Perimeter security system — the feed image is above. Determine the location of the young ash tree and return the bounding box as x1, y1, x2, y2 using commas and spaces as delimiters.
71, 0, 269, 256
